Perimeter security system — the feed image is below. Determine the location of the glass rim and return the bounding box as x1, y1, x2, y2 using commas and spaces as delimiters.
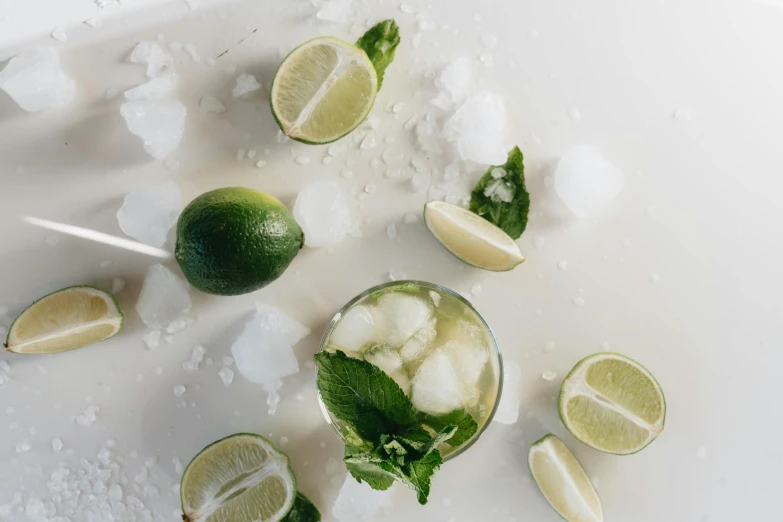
315, 279, 504, 462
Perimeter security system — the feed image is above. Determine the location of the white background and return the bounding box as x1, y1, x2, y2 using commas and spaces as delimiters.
0, 0, 782, 520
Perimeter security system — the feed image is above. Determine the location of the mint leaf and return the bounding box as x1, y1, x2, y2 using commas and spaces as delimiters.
469, 146, 530, 239
420, 425, 457, 457
356, 19, 400, 89
405, 450, 442, 505
315, 351, 417, 441
281, 492, 321, 522
395, 427, 432, 452
421, 409, 478, 447
344, 445, 397, 490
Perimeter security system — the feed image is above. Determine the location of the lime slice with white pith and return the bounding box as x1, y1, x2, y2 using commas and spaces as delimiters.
424, 201, 525, 271
5, 285, 123, 354
529, 434, 603, 522
270, 37, 377, 144
559, 353, 666, 455
181, 433, 297, 522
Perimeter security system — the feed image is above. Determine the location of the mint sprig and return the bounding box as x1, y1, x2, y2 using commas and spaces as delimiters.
314, 351, 417, 441
315, 351, 478, 504
470, 146, 530, 240
356, 20, 401, 89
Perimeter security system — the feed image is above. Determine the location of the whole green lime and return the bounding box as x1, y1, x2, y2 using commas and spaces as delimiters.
175, 187, 303, 296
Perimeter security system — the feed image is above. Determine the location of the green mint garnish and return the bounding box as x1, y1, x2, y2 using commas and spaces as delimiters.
281, 492, 321, 522
315, 350, 478, 504
470, 146, 530, 240
420, 408, 478, 447
356, 19, 401, 90
314, 351, 417, 441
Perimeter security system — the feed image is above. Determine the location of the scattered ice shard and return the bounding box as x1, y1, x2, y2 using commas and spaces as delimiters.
129, 42, 173, 78
333, 475, 393, 522
231, 304, 310, 384
315, 0, 353, 23
554, 145, 624, 218
0, 48, 75, 112
330, 305, 377, 352
293, 180, 353, 247
431, 56, 473, 111
411, 349, 465, 414
376, 292, 432, 346
442, 91, 508, 165
494, 361, 521, 424
136, 264, 192, 330
124, 74, 179, 101
120, 101, 187, 159
232, 73, 262, 98
116, 180, 182, 247
199, 95, 225, 114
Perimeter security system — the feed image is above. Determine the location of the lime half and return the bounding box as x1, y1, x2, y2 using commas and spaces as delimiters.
424, 201, 525, 271
529, 434, 603, 522
5, 285, 123, 354
181, 433, 297, 522
559, 353, 666, 455
271, 37, 377, 144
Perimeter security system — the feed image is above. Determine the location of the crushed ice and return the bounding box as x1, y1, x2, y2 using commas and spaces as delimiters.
0, 48, 75, 112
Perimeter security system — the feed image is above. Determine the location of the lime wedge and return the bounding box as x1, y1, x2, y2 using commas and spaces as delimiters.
5, 285, 123, 354
271, 37, 377, 144
424, 201, 525, 271
181, 433, 297, 522
559, 353, 666, 455
529, 434, 603, 522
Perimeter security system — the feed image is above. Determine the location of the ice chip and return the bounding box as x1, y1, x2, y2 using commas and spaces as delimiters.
400, 316, 437, 362
232, 73, 262, 98
293, 180, 353, 247
330, 305, 376, 352
121, 100, 186, 159
442, 91, 507, 165
364, 344, 403, 376
231, 304, 310, 384
199, 95, 225, 114
493, 361, 521, 424
116, 180, 181, 247
135, 264, 192, 329
432, 56, 473, 111
333, 475, 393, 522
554, 145, 624, 217
411, 349, 465, 414
316, 0, 353, 23
0, 48, 75, 112
124, 74, 179, 101
376, 292, 432, 346
129, 42, 173, 78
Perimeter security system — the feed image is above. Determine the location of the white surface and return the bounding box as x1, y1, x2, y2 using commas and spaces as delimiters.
0, 0, 782, 520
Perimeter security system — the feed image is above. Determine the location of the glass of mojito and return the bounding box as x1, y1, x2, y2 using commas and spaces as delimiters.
317, 280, 503, 460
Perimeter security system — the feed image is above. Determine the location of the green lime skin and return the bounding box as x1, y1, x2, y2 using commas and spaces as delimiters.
175, 187, 304, 296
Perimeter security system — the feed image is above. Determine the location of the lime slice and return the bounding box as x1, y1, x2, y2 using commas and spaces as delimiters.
271, 37, 377, 144
181, 433, 297, 522
529, 434, 603, 522
559, 353, 666, 455
5, 285, 123, 354
424, 201, 525, 271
